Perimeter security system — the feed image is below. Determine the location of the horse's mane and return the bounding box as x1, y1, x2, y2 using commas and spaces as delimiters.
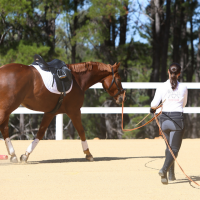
68, 62, 113, 73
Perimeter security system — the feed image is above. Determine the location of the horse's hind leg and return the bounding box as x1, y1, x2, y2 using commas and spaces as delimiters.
20, 113, 55, 162
67, 110, 94, 161
0, 115, 18, 163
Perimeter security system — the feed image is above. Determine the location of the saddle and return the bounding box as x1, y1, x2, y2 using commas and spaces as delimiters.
32, 54, 72, 96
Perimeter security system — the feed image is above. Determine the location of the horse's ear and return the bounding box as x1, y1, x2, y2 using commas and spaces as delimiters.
114, 62, 120, 69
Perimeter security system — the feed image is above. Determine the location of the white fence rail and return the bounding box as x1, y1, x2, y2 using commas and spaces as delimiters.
11, 82, 200, 140
90, 82, 200, 89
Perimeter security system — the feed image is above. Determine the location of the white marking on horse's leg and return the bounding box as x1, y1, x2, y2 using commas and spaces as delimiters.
5, 138, 15, 156
81, 140, 88, 151
82, 140, 93, 161
26, 138, 40, 155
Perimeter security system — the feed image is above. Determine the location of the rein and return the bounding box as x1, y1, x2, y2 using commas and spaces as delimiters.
121, 91, 200, 186
121, 91, 164, 132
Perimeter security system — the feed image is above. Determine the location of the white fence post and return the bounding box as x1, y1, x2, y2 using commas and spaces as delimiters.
56, 114, 63, 140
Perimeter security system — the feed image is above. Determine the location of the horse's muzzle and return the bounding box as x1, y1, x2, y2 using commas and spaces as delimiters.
116, 93, 125, 105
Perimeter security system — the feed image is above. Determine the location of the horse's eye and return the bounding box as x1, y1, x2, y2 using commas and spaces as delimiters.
116, 78, 120, 83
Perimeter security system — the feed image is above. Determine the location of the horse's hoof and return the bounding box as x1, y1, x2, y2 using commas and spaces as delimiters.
84, 148, 94, 161
20, 154, 29, 163
86, 154, 94, 161
10, 155, 18, 163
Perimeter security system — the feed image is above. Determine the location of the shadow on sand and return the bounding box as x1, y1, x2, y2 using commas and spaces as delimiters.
169, 176, 200, 189
144, 158, 200, 189
30, 156, 164, 164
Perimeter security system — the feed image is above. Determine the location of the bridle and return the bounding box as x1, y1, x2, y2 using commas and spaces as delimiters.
104, 68, 124, 97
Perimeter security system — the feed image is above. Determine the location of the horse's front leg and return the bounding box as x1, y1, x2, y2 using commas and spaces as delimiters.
20, 113, 55, 162
67, 110, 94, 161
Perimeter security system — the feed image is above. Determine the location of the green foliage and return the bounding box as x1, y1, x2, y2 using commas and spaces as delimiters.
63, 113, 103, 139
0, 0, 32, 24
72, 0, 129, 47
54, 47, 71, 64
122, 114, 152, 139
1, 41, 50, 65
0, 0, 154, 140
81, 114, 102, 139
0, 0, 198, 140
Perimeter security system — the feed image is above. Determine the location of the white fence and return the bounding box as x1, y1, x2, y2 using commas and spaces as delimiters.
11, 82, 200, 140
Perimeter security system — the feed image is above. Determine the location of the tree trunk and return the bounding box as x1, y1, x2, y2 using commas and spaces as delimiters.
192, 27, 200, 138
161, 0, 171, 82
104, 18, 111, 47
100, 115, 106, 139
197, 27, 200, 77
186, 13, 194, 109
149, 0, 161, 82
103, 100, 123, 139
111, 17, 116, 49
119, 4, 128, 81
196, 27, 200, 138
172, 0, 179, 62
68, 121, 75, 139
119, 5, 128, 45
172, 0, 184, 63
153, 0, 161, 82
179, 11, 188, 82
44, 5, 56, 59
187, 16, 194, 82
20, 114, 24, 139
71, 0, 78, 63
100, 16, 114, 63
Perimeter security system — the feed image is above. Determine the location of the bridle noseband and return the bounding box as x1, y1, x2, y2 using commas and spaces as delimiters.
105, 68, 124, 97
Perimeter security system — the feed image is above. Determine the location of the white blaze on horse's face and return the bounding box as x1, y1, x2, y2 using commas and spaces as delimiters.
102, 72, 124, 104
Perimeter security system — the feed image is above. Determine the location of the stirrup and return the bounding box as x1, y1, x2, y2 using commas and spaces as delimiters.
57, 69, 66, 79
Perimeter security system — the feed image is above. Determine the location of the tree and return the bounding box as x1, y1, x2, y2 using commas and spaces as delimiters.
1, 0, 200, 140
161, 0, 171, 82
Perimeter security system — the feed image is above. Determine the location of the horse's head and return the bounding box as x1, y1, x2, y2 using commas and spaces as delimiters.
101, 63, 125, 104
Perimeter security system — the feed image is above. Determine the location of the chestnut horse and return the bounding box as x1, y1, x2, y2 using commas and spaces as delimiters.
0, 61, 124, 163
